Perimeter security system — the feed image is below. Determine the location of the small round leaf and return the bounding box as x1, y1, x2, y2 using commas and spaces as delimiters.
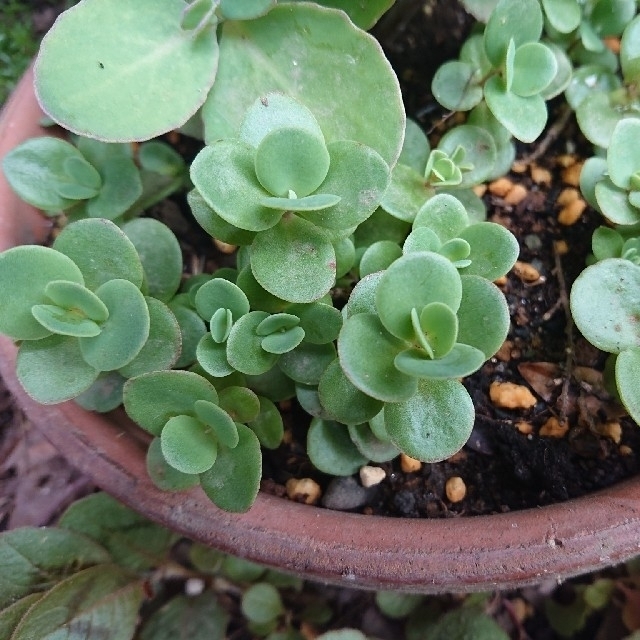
161, 415, 218, 474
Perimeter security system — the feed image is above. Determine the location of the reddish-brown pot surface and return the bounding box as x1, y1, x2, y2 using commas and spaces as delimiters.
2, 68, 640, 594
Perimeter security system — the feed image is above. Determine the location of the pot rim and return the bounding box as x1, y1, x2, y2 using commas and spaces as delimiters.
2, 67, 640, 594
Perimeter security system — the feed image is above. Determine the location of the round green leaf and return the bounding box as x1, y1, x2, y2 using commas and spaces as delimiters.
347, 423, 399, 463
483, 76, 547, 142
169, 303, 207, 369
483, 0, 543, 67
432, 61, 482, 111
250, 215, 336, 303
616, 348, 640, 424
17, 334, 99, 404
394, 343, 486, 379
511, 42, 557, 97
254, 127, 330, 198
621, 15, 640, 83
595, 179, 640, 225
261, 193, 341, 211
571, 258, 640, 353
540, 41, 574, 100
338, 313, 417, 402
416, 302, 458, 359
384, 378, 474, 462
457, 275, 510, 358
161, 414, 218, 474
146, 437, 199, 492
191, 141, 283, 232
0, 245, 84, 341
398, 118, 430, 173
359, 241, 403, 278
217, 386, 261, 424
199, 423, 262, 512
45, 280, 109, 322
242, 583, 284, 625
31, 304, 101, 338
123, 370, 218, 436
608, 119, 640, 190
413, 193, 470, 242
80, 279, 150, 371
576, 92, 629, 149
318, 358, 384, 425
194, 400, 239, 448
541, 0, 581, 33
298, 141, 390, 232
202, 3, 404, 166
291, 302, 343, 344
380, 163, 430, 223
245, 365, 295, 402
458, 221, 520, 280
35, 0, 219, 141
197, 333, 235, 377
247, 396, 284, 448
118, 297, 181, 378
277, 341, 336, 386
592, 226, 624, 261
74, 371, 126, 413
376, 252, 462, 342
342, 272, 383, 319
261, 327, 306, 354
591, 0, 636, 38
85, 155, 142, 220
53, 218, 143, 291
580, 156, 608, 212
122, 219, 182, 302
566, 65, 621, 111
307, 418, 369, 476
226, 311, 279, 375
403, 227, 441, 255
195, 278, 250, 324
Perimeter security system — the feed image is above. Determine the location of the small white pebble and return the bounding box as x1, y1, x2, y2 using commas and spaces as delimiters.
185, 578, 205, 596
359, 465, 386, 488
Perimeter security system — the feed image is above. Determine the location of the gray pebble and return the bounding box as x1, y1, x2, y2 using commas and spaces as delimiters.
321, 476, 368, 511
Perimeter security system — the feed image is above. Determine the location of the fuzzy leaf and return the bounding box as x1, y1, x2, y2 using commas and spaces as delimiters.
347, 423, 399, 463
35, 0, 219, 141
199, 423, 262, 512
413, 193, 470, 242
31, 304, 101, 338
146, 438, 200, 492
595, 178, 640, 225
394, 344, 486, 379
431, 61, 482, 111
511, 42, 557, 97
616, 348, 640, 424
194, 399, 240, 448
161, 414, 218, 474
398, 119, 430, 173
45, 280, 109, 322
196, 333, 235, 377
384, 379, 474, 462
607, 119, 640, 190
195, 278, 250, 324
380, 163, 432, 223
277, 341, 336, 386
292, 302, 343, 344
307, 418, 369, 476
359, 241, 403, 277
226, 311, 279, 375
247, 396, 284, 448
458, 222, 519, 280
75, 372, 126, 413
576, 92, 629, 148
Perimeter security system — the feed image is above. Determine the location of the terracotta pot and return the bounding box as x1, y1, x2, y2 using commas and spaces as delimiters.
2, 68, 640, 594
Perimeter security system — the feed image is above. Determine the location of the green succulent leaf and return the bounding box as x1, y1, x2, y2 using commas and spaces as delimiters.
511, 42, 557, 97
347, 423, 399, 463
250, 214, 336, 303
359, 241, 403, 277
122, 219, 182, 302
161, 414, 218, 474
338, 313, 417, 403
242, 583, 285, 625
413, 193, 470, 242
403, 227, 442, 255
620, 15, 640, 83
247, 396, 284, 448
457, 275, 510, 358
591, 0, 636, 38
53, 218, 143, 291
261, 193, 341, 211
118, 298, 181, 378
79, 279, 149, 371
342, 272, 384, 319
146, 437, 200, 492
0, 246, 84, 341
199, 423, 262, 512
291, 302, 343, 344
483, 0, 543, 67
261, 327, 306, 354
307, 418, 369, 476
277, 341, 337, 386
254, 127, 330, 198
484, 76, 547, 142
2, 137, 90, 212
194, 400, 239, 448
218, 386, 261, 424
226, 311, 280, 375
17, 334, 99, 404
398, 119, 430, 173
431, 61, 482, 111
202, 3, 404, 166
541, 0, 581, 33
592, 227, 624, 261
45, 280, 109, 322
576, 92, 631, 149
579, 156, 608, 211
288, 0, 394, 29
318, 358, 384, 425
395, 343, 486, 379
616, 348, 640, 424
376, 252, 462, 342
566, 65, 621, 111
595, 178, 640, 225
196, 333, 235, 377
169, 303, 207, 369
195, 278, 250, 325
540, 41, 572, 101
415, 302, 458, 359
123, 370, 219, 436
380, 163, 431, 223
31, 304, 101, 338
384, 379, 474, 462
458, 222, 519, 280
607, 119, 640, 191
75, 371, 126, 413
35, 0, 219, 141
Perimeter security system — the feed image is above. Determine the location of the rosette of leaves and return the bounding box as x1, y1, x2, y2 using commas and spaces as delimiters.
0, 218, 183, 404
574, 14, 640, 147
123, 369, 274, 512
2, 135, 188, 222
579, 118, 640, 226
318, 249, 512, 462
380, 118, 497, 224
432, 0, 562, 142
190, 93, 390, 303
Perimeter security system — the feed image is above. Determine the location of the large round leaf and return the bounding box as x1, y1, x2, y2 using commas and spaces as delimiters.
607, 119, 640, 190
338, 313, 417, 402
277, 341, 336, 386
576, 92, 630, 149
376, 252, 462, 342
250, 215, 336, 303
200, 423, 262, 512
511, 42, 557, 97
161, 415, 218, 475
0, 245, 84, 341
34, 0, 219, 141
53, 218, 143, 291
307, 418, 369, 476
80, 279, 150, 371
431, 61, 483, 111
202, 3, 404, 166
17, 334, 99, 404
123, 370, 219, 436
384, 378, 474, 462
458, 222, 519, 281
595, 179, 640, 225
570, 258, 640, 353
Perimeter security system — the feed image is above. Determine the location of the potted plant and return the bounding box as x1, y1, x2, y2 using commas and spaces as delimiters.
1, 0, 640, 593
